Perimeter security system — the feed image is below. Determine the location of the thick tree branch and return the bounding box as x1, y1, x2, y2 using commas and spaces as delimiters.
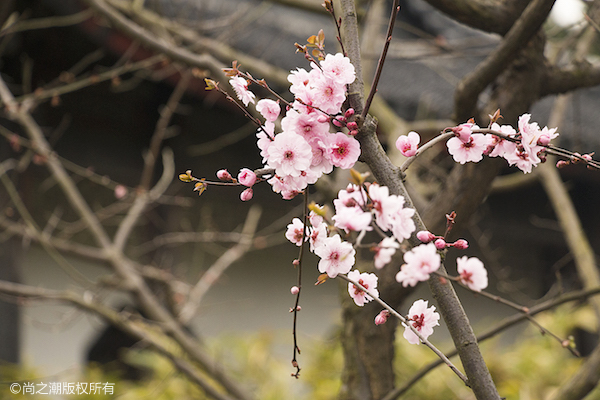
541, 63, 600, 96
454, 0, 556, 122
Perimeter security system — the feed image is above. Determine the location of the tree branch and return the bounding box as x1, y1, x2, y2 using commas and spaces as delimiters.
454, 0, 556, 122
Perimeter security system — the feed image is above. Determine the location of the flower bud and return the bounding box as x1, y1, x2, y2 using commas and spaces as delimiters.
346, 121, 358, 131
434, 238, 447, 250
374, 310, 390, 325
332, 118, 343, 127
452, 239, 469, 249
291, 286, 299, 295
416, 230, 435, 243
237, 168, 257, 187
240, 188, 253, 201
317, 115, 330, 123
556, 160, 569, 168
348, 129, 359, 136
537, 134, 551, 146
216, 169, 233, 181
344, 108, 355, 118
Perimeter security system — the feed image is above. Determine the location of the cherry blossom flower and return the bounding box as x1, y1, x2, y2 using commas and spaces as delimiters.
229, 76, 255, 106
374, 237, 400, 269
308, 221, 328, 251
333, 206, 372, 233
395, 243, 440, 287
347, 269, 379, 306
487, 123, 517, 158
237, 168, 257, 187
312, 76, 347, 114
403, 299, 440, 345
334, 183, 366, 211
390, 207, 416, 241
319, 53, 356, 85
395, 131, 420, 157
256, 98, 280, 122
314, 234, 356, 278
456, 256, 488, 292
282, 110, 329, 142
285, 218, 305, 246
452, 122, 475, 143
329, 132, 361, 169
447, 133, 491, 164
368, 183, 401, 230
266, 131, 312, 177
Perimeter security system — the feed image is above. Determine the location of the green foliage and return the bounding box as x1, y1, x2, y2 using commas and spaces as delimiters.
3, 305, 593, 400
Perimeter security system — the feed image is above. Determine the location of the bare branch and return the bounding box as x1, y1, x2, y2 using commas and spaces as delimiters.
454, 0, 556, 121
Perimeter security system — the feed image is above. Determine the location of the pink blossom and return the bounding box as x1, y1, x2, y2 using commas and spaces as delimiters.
288, 67, 319, 96
229, 76, 255, 106
395, 243, 440, 287
334, 183, 366, 211
114, 184, 128, 199
374, 237, 400, 269
266, 131, 312, 177
368, 183, 400, 230
312, 76, 347, 114
375, 310, 390, 325
395, 131, 420, 157
333, 206, 373, 233
487, 123, 517, 158
452, 122, 474, 143
503, 146, 540, 174
237, 168, 257, 187
285, 217, 305, 246
390, 207, 416, 241
328, 132, 361, 169
403, 299, 440, 345
447, 133, 490, 164
314, 234, 356, 278
456, 256, 488, 292
240, 188, 253, 201
347, 269, 379, 306
319, 53, 356, 85
282, 110, 329, 142
291, 286, 299, 295
307, 137, 334, 176
308, 222, 328, 251
256, 98, 280, 122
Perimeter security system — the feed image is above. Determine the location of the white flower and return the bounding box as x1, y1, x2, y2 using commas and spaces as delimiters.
403, 299, 440, 344
347, 270, 378, 306
314, 234, 356, 278
456, 256, 488, 292
229, 76, 255, 106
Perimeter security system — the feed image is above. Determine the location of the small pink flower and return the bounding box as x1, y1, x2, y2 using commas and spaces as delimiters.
229, 76, 255, 106
216, 169, 233, 181
395, 243, 440, 287
395, 131, 420, 157
314, 234, 356, 278
266, 131, 312, 177
285, 218, 305, 246
240, 188, 253, 201
328, 132, 361, 169
114, 184, 128, 199
375, 310, 390, 325
447, 134, 490, 164
320, 53, 356, 85
452, 122, 475, 143
456, 256, 488, 292
347, 269, 379, 307
237, 168, 257, 187
256, 98, 280, 122
403, 299, 440, 344
333, 206, 373, 233
374, 237, 400, 269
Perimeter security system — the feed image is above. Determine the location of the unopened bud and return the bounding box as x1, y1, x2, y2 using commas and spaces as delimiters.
452, 239, 469, 249
344, 108, 355, 118
556, 160, 569, 168
317, 115, 330, 123
416, 230, 435, 243
374, 310, 390, 325
291, 286, 299, 295
347, 121, 358, 131
537, 134, 551, 146
240, 188, 253, 201
348, 129, 359, 136
216, 169, 233, 181
434, 238, 447, 250
332, 118, 343, 128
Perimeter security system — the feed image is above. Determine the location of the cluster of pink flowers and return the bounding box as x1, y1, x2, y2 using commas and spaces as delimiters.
395, 114, 559, 174
229, 53, 360, 199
